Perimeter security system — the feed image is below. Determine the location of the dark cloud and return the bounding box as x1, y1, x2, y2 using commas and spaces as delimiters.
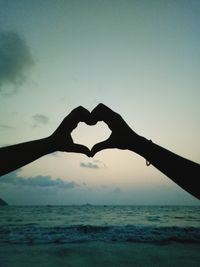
32, 114, 49, 126
0, 170, 78, 189
80, 160, 106, 169
94, 160, 107, 169
0, 31, 33, 95
80, 162, 99, 169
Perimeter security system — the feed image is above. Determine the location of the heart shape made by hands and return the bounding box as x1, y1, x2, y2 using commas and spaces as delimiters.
71, 121, 111, 150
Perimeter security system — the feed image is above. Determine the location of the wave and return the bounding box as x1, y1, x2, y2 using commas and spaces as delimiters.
0, 225, 200, 244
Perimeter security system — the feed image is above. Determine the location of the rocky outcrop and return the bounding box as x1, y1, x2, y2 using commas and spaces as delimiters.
0, 198, 8, 206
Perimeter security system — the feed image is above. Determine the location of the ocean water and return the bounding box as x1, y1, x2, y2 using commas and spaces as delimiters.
0, 205, 200, 244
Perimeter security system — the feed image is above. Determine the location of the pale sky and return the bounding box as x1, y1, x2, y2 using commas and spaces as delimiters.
0, 0, 199, 205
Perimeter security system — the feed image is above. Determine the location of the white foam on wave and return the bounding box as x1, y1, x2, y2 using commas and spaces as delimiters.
1, 225, 200, 244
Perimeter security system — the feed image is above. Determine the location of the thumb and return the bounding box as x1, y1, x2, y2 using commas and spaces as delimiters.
90, 139, 113, 157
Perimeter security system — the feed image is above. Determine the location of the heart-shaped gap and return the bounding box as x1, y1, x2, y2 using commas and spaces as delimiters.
71, 121, 111, 150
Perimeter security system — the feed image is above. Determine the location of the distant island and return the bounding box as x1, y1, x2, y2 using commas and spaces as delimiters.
0, 198, 8, 206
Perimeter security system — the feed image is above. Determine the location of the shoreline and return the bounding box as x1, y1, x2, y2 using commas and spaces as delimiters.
1, 241, 200, 267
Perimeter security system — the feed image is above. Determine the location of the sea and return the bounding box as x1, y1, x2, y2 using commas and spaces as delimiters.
0, 205, 200, 266
0, 205, 200, 244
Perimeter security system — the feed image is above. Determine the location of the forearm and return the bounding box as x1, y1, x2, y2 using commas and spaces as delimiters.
0, 137, 56, 176
131, 136, 200, 199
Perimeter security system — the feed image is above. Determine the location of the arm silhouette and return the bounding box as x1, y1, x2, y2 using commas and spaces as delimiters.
90, 104, 200, 200
0, 106, 93, 176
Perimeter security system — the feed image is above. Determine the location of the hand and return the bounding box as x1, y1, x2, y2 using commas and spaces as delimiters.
90, 103, 141, 156
50, 106, 95, 157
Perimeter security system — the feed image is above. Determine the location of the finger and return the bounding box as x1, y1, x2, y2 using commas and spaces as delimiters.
60, 106, 92, 132
70, 144, 91, 157
90, 139, 113, 157
91, 103, 116, 120
68, 106, 91, 127
91, 103, 121, 129
70, 106, 97, 126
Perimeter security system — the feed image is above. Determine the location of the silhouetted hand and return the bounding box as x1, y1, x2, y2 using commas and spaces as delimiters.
90, 103, 142, 156
90, 103, 200, 200
0, 106, 96, 176
50, 106, 95, 156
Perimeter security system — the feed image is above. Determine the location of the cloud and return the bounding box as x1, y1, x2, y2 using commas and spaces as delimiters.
0, 30, 33, 95
80, 162, 99, 169
80, 160, 106, 169
0, 170, 78, 189
32, 114, 49, 126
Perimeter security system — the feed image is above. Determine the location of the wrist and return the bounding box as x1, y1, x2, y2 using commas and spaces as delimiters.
44, 136, 59, 153
128, 135, 152, 158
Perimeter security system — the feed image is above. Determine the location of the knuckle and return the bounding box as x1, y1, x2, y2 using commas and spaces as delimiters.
75, 106, 84, 113
96, 103, 105, 110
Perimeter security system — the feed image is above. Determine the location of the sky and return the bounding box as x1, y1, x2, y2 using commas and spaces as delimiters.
0, 0, 199, 205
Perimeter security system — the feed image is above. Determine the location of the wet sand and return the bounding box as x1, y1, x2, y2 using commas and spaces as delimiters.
0, 242, 200, 267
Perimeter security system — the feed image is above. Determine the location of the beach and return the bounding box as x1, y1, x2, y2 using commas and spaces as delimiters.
1, 242, 200, 267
